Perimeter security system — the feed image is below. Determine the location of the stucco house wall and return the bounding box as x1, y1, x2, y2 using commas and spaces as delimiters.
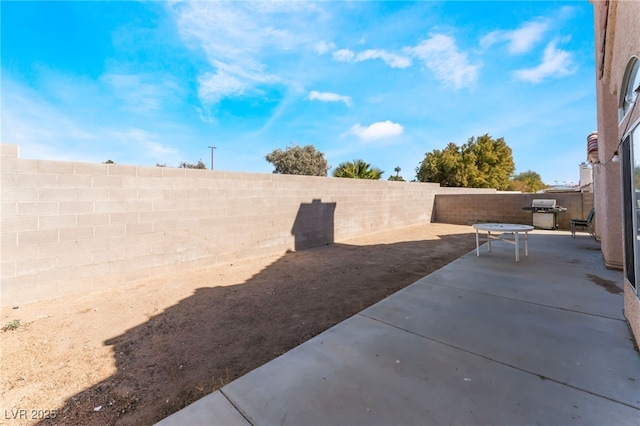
592, 0, 640, 341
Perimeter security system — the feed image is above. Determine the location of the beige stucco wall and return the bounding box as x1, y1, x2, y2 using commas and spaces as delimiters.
592, 76, 624, 269
592, 0, 640, 341
594, 0, 626, 269
0, 143, 495, 306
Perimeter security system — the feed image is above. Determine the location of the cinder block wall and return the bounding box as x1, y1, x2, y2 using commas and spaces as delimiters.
434, 192, 592, 230
1, 144, 494, 306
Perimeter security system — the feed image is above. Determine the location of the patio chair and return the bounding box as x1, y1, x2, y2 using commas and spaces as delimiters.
570, 208, 595, 239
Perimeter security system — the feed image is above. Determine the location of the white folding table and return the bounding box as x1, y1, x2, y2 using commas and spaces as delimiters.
472, 223, 534, 262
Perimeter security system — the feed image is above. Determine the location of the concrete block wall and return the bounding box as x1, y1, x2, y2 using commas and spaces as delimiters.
433, 192, 592, 230
1, 144, 495, 306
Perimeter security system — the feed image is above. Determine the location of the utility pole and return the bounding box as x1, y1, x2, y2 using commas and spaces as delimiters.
208, 146, 217, 170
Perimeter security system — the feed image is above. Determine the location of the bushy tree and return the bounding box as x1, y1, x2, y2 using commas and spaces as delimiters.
416, 134, 515, 190
508, 170, 546, 192
179, 160, 207, 169
333, 159, 384, 180
416, 142, 466, 186
265, 143, 329, 176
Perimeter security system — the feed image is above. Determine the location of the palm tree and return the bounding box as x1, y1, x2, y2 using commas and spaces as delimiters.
389, 166, 405, 181
333, 159, 384, 180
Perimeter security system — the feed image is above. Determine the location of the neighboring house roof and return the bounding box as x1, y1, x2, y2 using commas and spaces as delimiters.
538, 185, 580, 193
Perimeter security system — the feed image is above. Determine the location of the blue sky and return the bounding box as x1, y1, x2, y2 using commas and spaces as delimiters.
2, 1, 595, 185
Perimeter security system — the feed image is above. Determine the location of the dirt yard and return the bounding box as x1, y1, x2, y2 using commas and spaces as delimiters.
0, 223, 476, 426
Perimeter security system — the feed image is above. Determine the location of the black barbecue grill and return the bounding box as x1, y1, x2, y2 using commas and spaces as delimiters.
522, 199, 567, 230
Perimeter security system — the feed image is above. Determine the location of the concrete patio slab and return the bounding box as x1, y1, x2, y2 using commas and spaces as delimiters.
361, 283, 638, 408
441, 231, 625, 319
471, 230, 612, 268
417, 265, 624, 320
155, 230, 640, 425
156, 389, 250, 426
220, 314, 637, 425
421, 253, 625, 319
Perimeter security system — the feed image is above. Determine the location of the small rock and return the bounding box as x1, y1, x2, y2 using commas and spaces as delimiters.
94, 406, 102, 412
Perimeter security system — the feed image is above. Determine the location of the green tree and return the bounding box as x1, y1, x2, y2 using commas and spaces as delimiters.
508, 170, 546, 192
103, 159, 115, 164
416, 134, 515, 190
388, 166, 405, 181
416, 142, 466, 186
333, 159, 384, 180
265, 143, 329, 176
179, 160, 207, 169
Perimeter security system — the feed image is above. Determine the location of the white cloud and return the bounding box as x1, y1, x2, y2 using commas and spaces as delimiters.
514, 40, 574, 83
101, 73, 180, 113
169, 2, 319, 106
508, 21, 550, 54
1, 81, 96, 157
333, 48, 356, 62
480, 20, 549, 54
408, 34, 480, 89
198, 71, 248, 104
356, 49, 412, 69
350, 121, 404, 142
314, 40, 336, 54
331, 35, 476, 88
333, 48, 411, 69
115, 129, 180, 162
1, 76, 183, 166
479, 32, 501, 50
309, 90, 351, 106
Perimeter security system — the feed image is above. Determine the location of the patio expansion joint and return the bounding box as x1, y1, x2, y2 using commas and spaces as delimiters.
424, 280, 627, 322
357, 312, 640, 411
218, 388, 254, 425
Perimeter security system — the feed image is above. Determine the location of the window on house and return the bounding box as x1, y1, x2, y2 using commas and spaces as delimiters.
622, 126, 640, 293
621, 57, 640, 294
619, 57, 640, 122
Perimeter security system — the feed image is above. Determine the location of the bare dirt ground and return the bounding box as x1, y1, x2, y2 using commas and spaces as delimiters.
1, 223, 476, 426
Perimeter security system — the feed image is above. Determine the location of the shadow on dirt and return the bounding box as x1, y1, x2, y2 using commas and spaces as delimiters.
39, 200, 475, 425
40, 235, 475, 425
